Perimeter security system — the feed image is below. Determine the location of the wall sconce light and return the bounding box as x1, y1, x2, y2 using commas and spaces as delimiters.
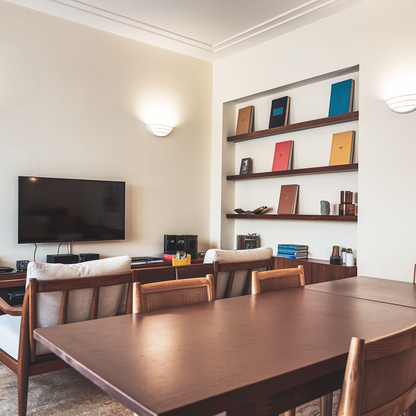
386, 94, 416, 114
146, 124, 173, 137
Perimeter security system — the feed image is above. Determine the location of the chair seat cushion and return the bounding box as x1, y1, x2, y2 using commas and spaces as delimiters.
0, 314, 21, 360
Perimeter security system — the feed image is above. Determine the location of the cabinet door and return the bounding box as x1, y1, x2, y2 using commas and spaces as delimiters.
311, 262, 357, 284
275, 257, 312, 285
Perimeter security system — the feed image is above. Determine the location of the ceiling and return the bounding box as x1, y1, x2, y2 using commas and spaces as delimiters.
5, 0, 367, 62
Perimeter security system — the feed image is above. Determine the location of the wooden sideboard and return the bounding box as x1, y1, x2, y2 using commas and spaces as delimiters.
275, 257, 357, 285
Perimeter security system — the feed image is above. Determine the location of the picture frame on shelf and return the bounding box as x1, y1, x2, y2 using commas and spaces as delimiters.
239, 158, 252, 175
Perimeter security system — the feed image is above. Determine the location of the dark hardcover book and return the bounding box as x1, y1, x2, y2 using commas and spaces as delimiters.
328, 79, 354, 117
269, 96, 290, 128
276, 253, 308, 259
272, 140, 293, 171
278, 244, 308, 250
277, 184, 299, 215
236, 106, 254, 135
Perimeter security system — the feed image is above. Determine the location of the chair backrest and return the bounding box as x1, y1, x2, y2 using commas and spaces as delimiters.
203, 248, 274, 299
252, 265, 305, 294
26, 271, 133, 362
26, 255, 132, 325
133, 275, 215, 313
336, 323, 416, 416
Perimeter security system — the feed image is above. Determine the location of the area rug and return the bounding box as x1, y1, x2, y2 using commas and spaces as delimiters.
0, 361, 339, 415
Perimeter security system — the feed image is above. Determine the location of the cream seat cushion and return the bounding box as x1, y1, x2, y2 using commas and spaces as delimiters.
203, 247, 273, 298
0, 255, 131, 359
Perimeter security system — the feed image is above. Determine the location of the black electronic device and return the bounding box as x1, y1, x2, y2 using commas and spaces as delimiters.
79, 253, 99, 262
164, 235, 198, 260
16, 260, 29, 272
46, 254, 79, 264
6, 287, 25, 305
18, 176, 125, 244
0, 266, 14, 273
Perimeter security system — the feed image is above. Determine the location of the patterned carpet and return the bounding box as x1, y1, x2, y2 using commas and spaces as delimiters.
0, 361, 339, 415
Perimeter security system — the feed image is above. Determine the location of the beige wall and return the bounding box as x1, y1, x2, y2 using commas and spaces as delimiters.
211, 0, 416, 280
0, 1, 213, 264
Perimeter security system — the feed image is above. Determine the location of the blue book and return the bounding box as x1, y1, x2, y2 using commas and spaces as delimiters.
278, 248, 308, 255
328, 79, 354, 117
278, 244, 308, 251
276, 253, 308, 259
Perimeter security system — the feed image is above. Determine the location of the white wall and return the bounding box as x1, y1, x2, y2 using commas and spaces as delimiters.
211, 0, 416, 281
0, 1, 213, 265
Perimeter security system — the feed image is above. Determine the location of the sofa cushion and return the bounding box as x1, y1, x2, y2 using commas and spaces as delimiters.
26, 255, 131, 355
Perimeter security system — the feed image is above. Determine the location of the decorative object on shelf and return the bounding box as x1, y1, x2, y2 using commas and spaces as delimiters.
234, 206, 269, 215
269, 96, 290, 128
239, 157, 252, 175
328, 79, 355, 117
252, 206, 268, 214
272, 140, 293, 171
329, 131, 355, 166
386, 94, 416, 114
16, 260, 29, 272
330, 245, 342, 265
320, 200, 330, 215
146, 124, 173, 137
237, 233, 260, 249
345, 248, 354, 267
236, 106, 254, 135
339, 190, 356, 216
277, 184, 299, 215
341, 247, 347, 264
277, 244, 308, 259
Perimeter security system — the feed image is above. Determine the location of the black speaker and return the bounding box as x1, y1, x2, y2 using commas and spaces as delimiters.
79, 253, 99, 262
46, 254, 79, 264
164, 235, 198, 260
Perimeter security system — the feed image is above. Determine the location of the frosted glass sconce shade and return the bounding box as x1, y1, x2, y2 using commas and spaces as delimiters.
146, 124, 173, 136
386, 94, 416, 114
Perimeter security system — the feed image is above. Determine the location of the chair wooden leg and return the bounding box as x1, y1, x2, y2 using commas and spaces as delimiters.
284, 409, 296, 416
17, 364, 29, 416
320, 393, 333, 416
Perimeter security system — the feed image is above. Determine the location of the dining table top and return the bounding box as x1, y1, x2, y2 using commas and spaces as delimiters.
33, 278, 416, 416
305, 275, 416, 308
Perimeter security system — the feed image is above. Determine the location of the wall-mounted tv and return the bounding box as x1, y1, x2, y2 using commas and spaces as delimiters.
18, 176, 125, 244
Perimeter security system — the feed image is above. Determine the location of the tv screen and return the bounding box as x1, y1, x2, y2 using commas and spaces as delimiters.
18, 176, 125, 244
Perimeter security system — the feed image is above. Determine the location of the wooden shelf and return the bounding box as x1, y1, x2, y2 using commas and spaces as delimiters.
227, 163, 358, 181
227, 111, 359, 143
226, 214, 357, 222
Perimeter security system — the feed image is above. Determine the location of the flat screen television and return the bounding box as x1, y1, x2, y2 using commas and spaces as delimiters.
18, 176, 125, 244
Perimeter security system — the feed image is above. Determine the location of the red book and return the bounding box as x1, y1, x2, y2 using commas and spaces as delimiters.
272, 140, 293, 171
163, 254, 176, 261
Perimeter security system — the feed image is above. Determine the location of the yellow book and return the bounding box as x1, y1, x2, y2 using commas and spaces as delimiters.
329, 131, 355, 166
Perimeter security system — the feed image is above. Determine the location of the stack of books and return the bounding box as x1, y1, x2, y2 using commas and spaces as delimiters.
276, 244, 308, 259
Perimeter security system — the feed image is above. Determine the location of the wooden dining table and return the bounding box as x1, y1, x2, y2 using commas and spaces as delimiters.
34, 277, 416, 416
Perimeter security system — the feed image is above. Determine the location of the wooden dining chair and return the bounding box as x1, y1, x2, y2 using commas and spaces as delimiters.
252, 265, 334, 416
133, 274, 215, 313
337, 322, 416, 416
0, 255, 133, 416
252, 265, 305, 294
